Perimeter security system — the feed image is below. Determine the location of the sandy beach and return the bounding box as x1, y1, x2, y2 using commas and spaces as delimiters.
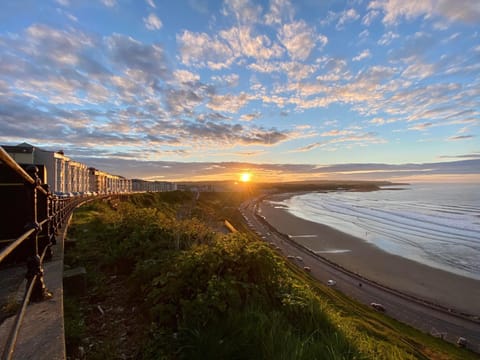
259, 193, 480, 316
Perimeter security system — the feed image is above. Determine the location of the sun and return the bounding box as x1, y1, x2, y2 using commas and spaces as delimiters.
240, 172, 252, 182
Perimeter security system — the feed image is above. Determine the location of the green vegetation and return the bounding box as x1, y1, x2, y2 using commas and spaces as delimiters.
64, 191, 476, 359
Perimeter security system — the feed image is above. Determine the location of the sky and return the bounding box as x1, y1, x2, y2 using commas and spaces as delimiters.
0, 0, 479, 183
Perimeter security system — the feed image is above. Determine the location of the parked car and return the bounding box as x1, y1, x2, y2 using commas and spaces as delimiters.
456, 337, 467, 348
370, 302, 386, 312
303, 266, 311, 272
327, 279, 336, 286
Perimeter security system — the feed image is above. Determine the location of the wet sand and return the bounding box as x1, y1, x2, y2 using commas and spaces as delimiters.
259, 193, 480, 316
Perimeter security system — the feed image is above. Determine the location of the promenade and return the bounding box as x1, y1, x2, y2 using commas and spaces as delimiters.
0, 215, 71, 360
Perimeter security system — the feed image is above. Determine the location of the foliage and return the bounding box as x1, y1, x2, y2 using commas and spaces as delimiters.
63, 297, 85, 352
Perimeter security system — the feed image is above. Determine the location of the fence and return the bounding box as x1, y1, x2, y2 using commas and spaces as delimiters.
0, 147, 84, 360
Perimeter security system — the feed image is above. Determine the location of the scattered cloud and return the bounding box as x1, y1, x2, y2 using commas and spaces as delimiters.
438, 152, 480, 160
101, 0, 116, 7
377, 31, 399, 45
144, 13, 162, 31
220, 26, 283, 60
207, 93, 250, 113
240, 112, 261, 121
353, 49, 372, 61
369, 0, 480, 25
279, 20, 324, 60
222, 0, 262, 25
362, 10, 379, 25
178, 30, 234, 69
337, 8, 360, 29
408, 122, 433, 131
264, 0, 295, 25
1, 0, 478, 181
448, 134, 475, 141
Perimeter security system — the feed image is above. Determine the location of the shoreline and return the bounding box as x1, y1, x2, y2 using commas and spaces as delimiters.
258, 193, 480, 316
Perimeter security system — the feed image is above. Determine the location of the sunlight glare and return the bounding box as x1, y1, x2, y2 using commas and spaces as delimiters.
240, 172, 252, 182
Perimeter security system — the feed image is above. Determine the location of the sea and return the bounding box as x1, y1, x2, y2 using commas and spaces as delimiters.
276, 183, 480, 281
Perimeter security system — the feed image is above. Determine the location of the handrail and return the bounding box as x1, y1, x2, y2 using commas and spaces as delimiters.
1, 244, 50, 360
0, 148, 70, 360
0, 228, 36, 264
1, 147, 130, 359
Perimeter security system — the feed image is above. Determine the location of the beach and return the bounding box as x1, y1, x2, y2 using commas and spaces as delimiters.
259, 193, 480, 316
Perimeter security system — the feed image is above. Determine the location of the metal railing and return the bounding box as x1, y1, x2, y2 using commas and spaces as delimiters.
0, 147, 82, 360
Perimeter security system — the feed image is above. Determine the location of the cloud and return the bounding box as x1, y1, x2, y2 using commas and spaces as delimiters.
291, 129, 386, 153
207, 93, 250, 113
179, 121, 291, 147
362, 10, 379, 25
108, 34, 169, 78
178, 22, 285, 70
353, 49, 372, 61
24, 24, 94, 66
439, 153, 480, 160
146, 0, 155, 8
337, 8, 360, 29
101, 0, 116, 7
211, 73, 240, 87
177, 30, 234, 69
377, 31, 399, 45
369, 0, 480, 25
264, 0, 295, 25
448, 134, 475, 141
173, 69, 200, 84
391, 32, 435, 60
408, 122, 433, 131
0, 24, 299, 157
369, 117, 397, 125
321, 129, 354, 137
278, 20, 323, 61
144, 13, 162, 30
222, 0, 262, 25
240, 112, 261, 121
293, 142, 324, 152
248, 60, 317, 81
402, 61, 436, 79
220, 26, 283, 60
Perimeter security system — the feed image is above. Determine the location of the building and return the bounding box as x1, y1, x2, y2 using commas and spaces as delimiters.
132, 179, 177, 192
2, 143, 90, 193
2, 142, 171, 195
87, 168, 131, 194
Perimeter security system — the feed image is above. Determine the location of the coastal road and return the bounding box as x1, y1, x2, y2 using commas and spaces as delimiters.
240, 199, 480, 354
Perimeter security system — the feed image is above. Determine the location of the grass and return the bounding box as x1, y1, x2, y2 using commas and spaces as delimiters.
63, 191, 478, 359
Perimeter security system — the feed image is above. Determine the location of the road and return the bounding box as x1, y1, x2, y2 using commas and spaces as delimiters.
240, 199, 480, 354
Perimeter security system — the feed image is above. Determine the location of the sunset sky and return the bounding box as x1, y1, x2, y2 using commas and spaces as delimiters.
0, 0, 479, 182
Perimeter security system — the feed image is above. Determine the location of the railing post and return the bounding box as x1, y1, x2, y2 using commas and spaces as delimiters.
24, 165, 52, 302
48, 190, 57, 246
24, 166, 40, 257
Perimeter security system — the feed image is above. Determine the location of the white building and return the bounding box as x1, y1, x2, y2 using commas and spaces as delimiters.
3, 143, 89, 193
132, 179, 177, 192
3, 143, 164, 195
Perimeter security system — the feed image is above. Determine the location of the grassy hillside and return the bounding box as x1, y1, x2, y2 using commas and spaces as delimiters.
64, 192, 476, 359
